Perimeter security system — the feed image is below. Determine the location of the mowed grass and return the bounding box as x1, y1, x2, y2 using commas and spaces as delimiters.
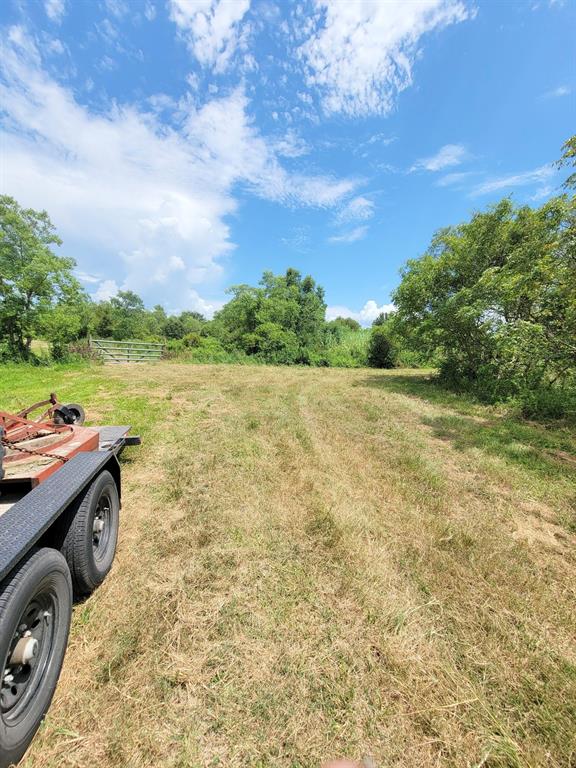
1, 363, 575, 768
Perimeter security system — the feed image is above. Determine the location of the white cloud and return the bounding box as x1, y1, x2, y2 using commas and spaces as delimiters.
0, 27, 356, 310
367, 133, 396, 146
44, 0, 65, 22
328, 225, 368, 243
336, 195, 374, 223
542, 85, 571, 99
75, 270, 101, 284
104, 0, 128, 18
169, 0, 251, 73
93, 279, 120, 302
435, 170, 476, 187
144, 1, 156, 21
298, 0, 472, 116
273, 129, 309, 158
187, 289, 225, 318
326, 301, 395, 326
529, 185, 554, 202
411, 143, 468, 172
181, 88, 356, 206
470, 165, 555, 196
44, 38, 65, 55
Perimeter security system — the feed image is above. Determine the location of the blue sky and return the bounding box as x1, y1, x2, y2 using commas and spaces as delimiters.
1, 0, 574, 323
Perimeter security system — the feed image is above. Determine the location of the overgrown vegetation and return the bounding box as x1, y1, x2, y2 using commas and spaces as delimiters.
391, 200, 575, 416
1, 137, 574, 418
390, 136, 576, 418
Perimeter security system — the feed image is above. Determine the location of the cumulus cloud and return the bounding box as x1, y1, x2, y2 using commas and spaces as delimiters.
93, 279, 120, 302
470, 165, 555, 196
411, 143, 468, 172
298, 0, 472, 116
328, 226, 368, 244
326, 301, 395, 326
0, 27, 356, 310
168, 0, 251, 72
186, 289, 225, 318
44, 0, 66, 22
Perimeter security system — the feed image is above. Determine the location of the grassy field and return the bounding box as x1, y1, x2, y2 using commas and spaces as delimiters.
1, 363, 575, 768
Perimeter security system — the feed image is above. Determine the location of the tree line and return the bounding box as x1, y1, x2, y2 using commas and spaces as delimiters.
1, 136, 574, 417
0, 196, 395, 368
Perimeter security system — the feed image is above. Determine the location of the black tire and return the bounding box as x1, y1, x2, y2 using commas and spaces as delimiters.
61, 471, 119, 598
0, 549, 72, 768
53, 404, 85, 426
62, 404, 85, 426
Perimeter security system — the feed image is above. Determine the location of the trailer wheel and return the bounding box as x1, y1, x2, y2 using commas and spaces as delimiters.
53, 403, 85, 426
0, 549, 72, 768
61, 470, 120, 598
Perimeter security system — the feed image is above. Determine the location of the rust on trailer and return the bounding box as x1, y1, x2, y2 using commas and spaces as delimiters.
0, 394, 100, 487
15, 392, 59, 422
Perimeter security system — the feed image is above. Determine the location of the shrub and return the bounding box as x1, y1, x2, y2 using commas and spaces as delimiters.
323, 327, 370, 367
516, 387, 576, 421
367, 327, 397, 368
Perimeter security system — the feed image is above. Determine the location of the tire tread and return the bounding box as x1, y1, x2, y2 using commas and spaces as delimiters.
61, 470, 119, 598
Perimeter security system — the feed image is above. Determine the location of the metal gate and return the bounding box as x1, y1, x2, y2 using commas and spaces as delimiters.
89, 338, 164, 363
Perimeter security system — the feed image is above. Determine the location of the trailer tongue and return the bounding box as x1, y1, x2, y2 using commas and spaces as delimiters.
0, 395, 140, 768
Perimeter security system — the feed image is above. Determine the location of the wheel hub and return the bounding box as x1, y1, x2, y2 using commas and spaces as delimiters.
10, 636, 39, 666
1, 599, 53, 717
92, 493, 111, 555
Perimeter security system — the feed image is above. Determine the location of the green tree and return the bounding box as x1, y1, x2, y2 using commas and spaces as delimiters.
393, 193, 576, 400
95, 290, 148, 340
213, 269, 327, 363
367, 326, 397, 368
372, 312, 391, 327
164, 316, 185, 339
41, 296, 92, 359
557, 134, 576, 189
329, 317, 361, 332
0, 195, 86, 358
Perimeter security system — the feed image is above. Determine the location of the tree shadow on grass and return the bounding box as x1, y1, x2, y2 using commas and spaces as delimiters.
359, 373, 576, 488
357, 372, 484, 416
423, 413, 576, 483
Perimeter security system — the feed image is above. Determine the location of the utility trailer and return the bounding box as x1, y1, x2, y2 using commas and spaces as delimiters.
0, 395, 140, 767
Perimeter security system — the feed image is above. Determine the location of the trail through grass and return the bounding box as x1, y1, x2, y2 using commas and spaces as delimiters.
2, 363, 575, 767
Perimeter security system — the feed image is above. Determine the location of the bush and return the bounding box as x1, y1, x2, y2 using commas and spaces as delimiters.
166, 336, 255, 364
323, 327, 370, 367
395, 347, 433, 368
367, 327, 397, 368
516, 387, 576, 421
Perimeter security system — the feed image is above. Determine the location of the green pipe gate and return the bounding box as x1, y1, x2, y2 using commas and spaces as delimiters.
89, 338, 165, 363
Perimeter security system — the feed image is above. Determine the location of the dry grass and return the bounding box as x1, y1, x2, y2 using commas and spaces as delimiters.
7, 363, 575, 768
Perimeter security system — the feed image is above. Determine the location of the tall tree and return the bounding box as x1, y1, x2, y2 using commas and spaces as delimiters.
213, 268, 327, 363
0, 195, 85, 357
393, 194, 576, 398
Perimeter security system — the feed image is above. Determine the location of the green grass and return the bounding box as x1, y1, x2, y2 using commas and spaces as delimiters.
2, 362, 574, 768
0, 362, 166, 444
